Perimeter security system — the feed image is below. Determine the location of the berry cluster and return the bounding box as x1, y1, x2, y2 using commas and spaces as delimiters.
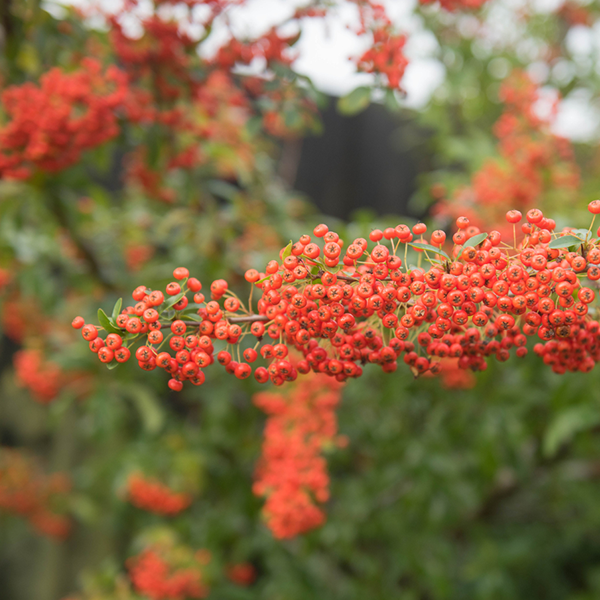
356, 28, 409, 90
0, 58, 128, 180
252, 373, 343, 539
75, 204, 600, 389
419, 0, 489, 10
0, 267, 11, 291
353, 1, 409, 90
127, 544, 210, 600
226, 562, 256, 587
435, 71, 579, 233
556, 0, 593, 26
14, 349, 65, 404
127, 472, 192, 516
0, 449, 71, 540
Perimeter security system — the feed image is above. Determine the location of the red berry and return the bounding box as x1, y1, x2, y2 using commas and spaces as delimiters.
105, 333, 123, 349
217, 351, 231, 365
147, 290, 164, 306
81, 324, 98, 341
115, 347, 131, 362
245, 269, 260, 283
526, 208, 543, 223
143, 308, 159, 323
173, 267, 189, 280
89, 338, 104, 353
505, 210, 522, 223
71, 316, 85, 329
126, 318, 143, 334
456, 216, 469, 230
588, 200, 600, 214
243, 348, 258, 363
369, 229, 383, 242
313, 224, 328, 237
132, 286, 147, 301
98, 347, 114, 363
430, 230, 446, 245
187, 277, 202, 292
173, 297, 189, 310
168, 379, 183, 392
166, 282, 181, 296
254, 366, 269, 383
235, 363, 252, 379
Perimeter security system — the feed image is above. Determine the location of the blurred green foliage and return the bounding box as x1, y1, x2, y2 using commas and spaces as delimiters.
2, 1, 600, 599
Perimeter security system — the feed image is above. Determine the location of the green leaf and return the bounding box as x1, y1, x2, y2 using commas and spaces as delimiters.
68, 494, 98, 524
106, 362, 120, 370
111, 298, 123, 322
548, 235, 584, 250
571, 228, 592, 242
543, 405, 600, 458
384, 88, 401, 112
256, 275, 271, 284
407, 242, 450, 261
337, 86, 371, 116
98, 308, 121, 334
162, 291, 185, 310
463, 233, 488, 248
282, 241, 293, 260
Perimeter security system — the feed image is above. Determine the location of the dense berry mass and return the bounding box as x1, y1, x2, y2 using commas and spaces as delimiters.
75, 206, 600, 389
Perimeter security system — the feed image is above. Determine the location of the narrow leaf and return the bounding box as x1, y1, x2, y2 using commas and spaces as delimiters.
111, 298, 122, 322
548, 235, 583, 250
97, 308, 121, 334
407, 242, 450, 261
282, 241, 293, 260
162, 291, 185, 310
463, 233, 488, 248
543, 405, 600, 458
337, 86, 371, 116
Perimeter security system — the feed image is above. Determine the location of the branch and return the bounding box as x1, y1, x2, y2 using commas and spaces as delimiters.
157, 314, 270, 329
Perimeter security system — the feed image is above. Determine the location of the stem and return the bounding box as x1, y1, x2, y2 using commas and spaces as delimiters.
157, 314, 270, 329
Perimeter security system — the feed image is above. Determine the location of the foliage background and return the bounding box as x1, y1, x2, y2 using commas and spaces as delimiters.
2, 1, 600, 599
